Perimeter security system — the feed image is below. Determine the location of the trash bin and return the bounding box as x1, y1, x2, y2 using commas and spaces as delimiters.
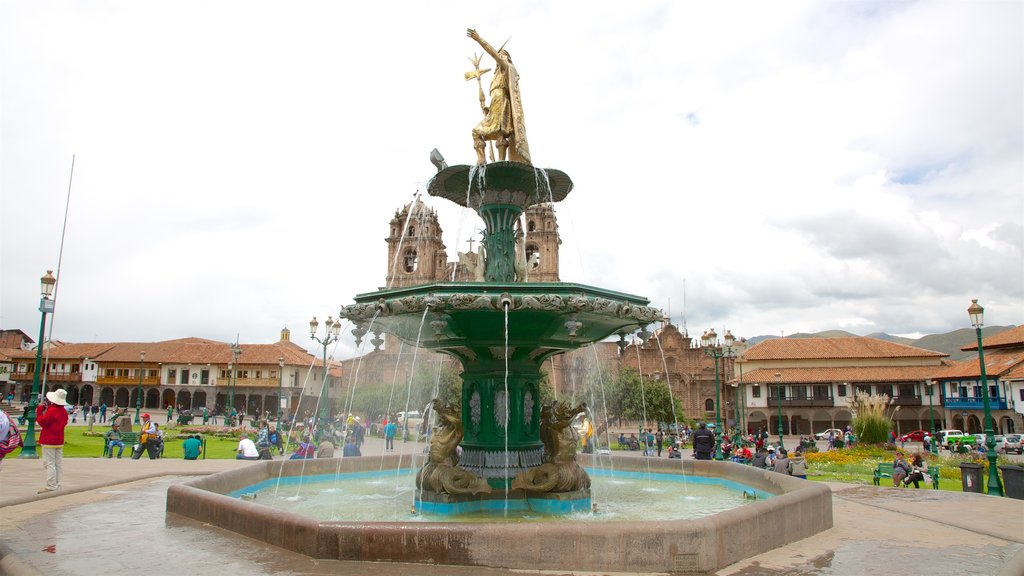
998, 464, 1024, 500
959, 462, 984, 493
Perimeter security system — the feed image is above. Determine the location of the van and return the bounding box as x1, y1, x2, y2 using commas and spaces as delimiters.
396, 411, 425, 435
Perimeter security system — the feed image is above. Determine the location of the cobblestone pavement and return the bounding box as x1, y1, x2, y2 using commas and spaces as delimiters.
1, 437, 1023, 575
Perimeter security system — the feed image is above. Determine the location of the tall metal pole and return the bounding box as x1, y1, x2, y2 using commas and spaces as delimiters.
714, 355, 724, 458
969, 300, 1003, 496
277, 357, 285, 424
775, 372, 785, 450
928, 380, 937, 455
19, 271, 55, 459
134, 351, 145, 425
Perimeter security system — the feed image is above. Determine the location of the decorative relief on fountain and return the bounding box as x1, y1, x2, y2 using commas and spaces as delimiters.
516, 294, 563, 311
449, 293, 495, 309
488, 346, 515, 360
523, 390, 534, 427
470, 390, 482, 429
512, 401, 591, 493
494, 390, 508, 430
416, 398, 492, 495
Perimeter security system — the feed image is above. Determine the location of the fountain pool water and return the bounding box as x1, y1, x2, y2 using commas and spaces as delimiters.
227, 468, 773, 522
168, 454, 832, 574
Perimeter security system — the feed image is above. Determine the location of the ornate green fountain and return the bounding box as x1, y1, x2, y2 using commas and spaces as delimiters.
338, 30, 660, 513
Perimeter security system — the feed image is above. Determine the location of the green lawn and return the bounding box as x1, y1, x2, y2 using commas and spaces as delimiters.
8, 427, 246, 459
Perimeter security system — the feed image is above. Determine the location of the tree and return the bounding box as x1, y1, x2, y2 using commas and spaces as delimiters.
607, 367, 683, 427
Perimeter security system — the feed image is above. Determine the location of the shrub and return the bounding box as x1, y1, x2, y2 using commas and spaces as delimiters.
849, 392, 891, 444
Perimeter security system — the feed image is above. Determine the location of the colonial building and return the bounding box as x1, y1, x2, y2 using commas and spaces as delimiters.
617, 324, 740, 425
932, 325, 1023, 434
732, 337, 947, 436
6, 328, 344, 418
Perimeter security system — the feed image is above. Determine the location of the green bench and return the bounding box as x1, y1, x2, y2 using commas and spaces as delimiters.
101, 432, 139, 457
873, 462, 941, 489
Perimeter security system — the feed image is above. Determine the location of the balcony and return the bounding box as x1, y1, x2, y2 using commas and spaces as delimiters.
221, 377, 286, 389
10, 372, 83, 383
891, 395, 922, 406
944, 397, 1009, 410
96, 376, 161, 386
767, 397, 835, 408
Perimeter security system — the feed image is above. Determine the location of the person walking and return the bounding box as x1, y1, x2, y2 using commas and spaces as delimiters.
656, 429, 664, 457
99, 402, 107, 423
384, 418, 397, 452
37, 388, 70, 493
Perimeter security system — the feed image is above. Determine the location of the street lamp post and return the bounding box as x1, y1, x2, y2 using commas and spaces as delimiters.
19, 270, 56, 459
226, 341, 242, 425
134, 351, 145, 424
774, 372, 785, 450
702, 328, 736, 460
968, 299, 1003, 497
310, 316, 341, 429
277, 357, 285, 424
927, 380, 938, 455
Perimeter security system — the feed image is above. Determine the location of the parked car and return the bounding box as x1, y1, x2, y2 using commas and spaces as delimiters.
1000, 434, 1022, 454
942, 431, 973, 450
814, 428, 844, 441
897, 430, 928, 443
935, 429, 963, 446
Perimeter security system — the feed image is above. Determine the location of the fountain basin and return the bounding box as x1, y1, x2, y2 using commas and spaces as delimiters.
167, 455, 832, 574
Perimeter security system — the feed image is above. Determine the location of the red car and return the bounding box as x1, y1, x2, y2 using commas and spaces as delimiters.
897, 430, 929, 442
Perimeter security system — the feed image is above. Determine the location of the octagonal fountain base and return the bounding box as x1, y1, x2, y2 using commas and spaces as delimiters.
166, 455, 832, 574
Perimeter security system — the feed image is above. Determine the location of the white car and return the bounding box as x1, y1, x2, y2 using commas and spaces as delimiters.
814, 429, 844, 440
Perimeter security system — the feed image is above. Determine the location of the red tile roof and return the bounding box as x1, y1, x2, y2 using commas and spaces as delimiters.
961, 325, 1024, 351
6, 343, 116, 360
739, 365, 940, 384
932, 350, 1024, 380
742, 337, 945, 361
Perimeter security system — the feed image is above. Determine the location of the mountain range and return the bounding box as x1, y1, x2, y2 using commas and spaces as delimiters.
745, 326, 1016, 361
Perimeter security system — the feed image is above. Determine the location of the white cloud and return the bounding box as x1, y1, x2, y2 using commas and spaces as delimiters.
1, 0, 1021, 356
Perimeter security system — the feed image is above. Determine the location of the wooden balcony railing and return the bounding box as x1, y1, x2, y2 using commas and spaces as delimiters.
10, 372, 82, 383
767, 397, 835, 408
95, 376, 161, 386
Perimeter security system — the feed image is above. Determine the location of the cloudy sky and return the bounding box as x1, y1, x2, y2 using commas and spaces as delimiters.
2, 1, 1021, 360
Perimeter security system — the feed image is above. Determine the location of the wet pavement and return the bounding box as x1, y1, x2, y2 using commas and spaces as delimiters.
1, 436, 1023, 575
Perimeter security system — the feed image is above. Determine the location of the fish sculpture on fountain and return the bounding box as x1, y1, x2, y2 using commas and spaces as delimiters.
417, 398, 492, 496
511, 401, 591, 493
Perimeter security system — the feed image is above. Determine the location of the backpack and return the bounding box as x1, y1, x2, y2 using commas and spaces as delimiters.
0, 423, 24, 457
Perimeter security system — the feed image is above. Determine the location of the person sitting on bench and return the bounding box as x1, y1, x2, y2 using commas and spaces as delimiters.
105, 423, 125, 458
902, 453, 929, 488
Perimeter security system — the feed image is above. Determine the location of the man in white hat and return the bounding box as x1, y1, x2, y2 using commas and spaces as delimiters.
37, 388, 70, 493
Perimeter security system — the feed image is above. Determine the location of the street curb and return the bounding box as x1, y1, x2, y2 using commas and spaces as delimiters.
0, 539, 44, 576
0, 471, 223, 509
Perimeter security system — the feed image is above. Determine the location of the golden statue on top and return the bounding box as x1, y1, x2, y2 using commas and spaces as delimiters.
466, 28, 531, 166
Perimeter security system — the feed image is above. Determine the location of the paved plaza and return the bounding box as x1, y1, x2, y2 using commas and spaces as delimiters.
1, 433, 1022, 575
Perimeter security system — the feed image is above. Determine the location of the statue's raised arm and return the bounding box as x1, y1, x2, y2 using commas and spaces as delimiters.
466, 28, 531, 166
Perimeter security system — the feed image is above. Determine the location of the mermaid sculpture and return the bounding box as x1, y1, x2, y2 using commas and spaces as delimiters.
416, 398, 491, 495
511, 401, 591, 493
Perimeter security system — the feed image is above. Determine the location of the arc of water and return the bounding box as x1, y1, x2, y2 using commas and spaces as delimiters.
634, 335, 653, 481
654, 332, 687, 485
398, 308, 432, 504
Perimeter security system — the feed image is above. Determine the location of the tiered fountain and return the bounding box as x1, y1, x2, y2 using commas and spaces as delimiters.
166, 30, 833, 574
338, 160, 661, 513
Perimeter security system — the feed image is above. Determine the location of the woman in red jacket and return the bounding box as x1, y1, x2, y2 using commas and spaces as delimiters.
37, 388, 69, 493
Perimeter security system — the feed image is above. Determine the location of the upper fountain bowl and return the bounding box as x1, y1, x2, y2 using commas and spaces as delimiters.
428, 162, 573, 209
